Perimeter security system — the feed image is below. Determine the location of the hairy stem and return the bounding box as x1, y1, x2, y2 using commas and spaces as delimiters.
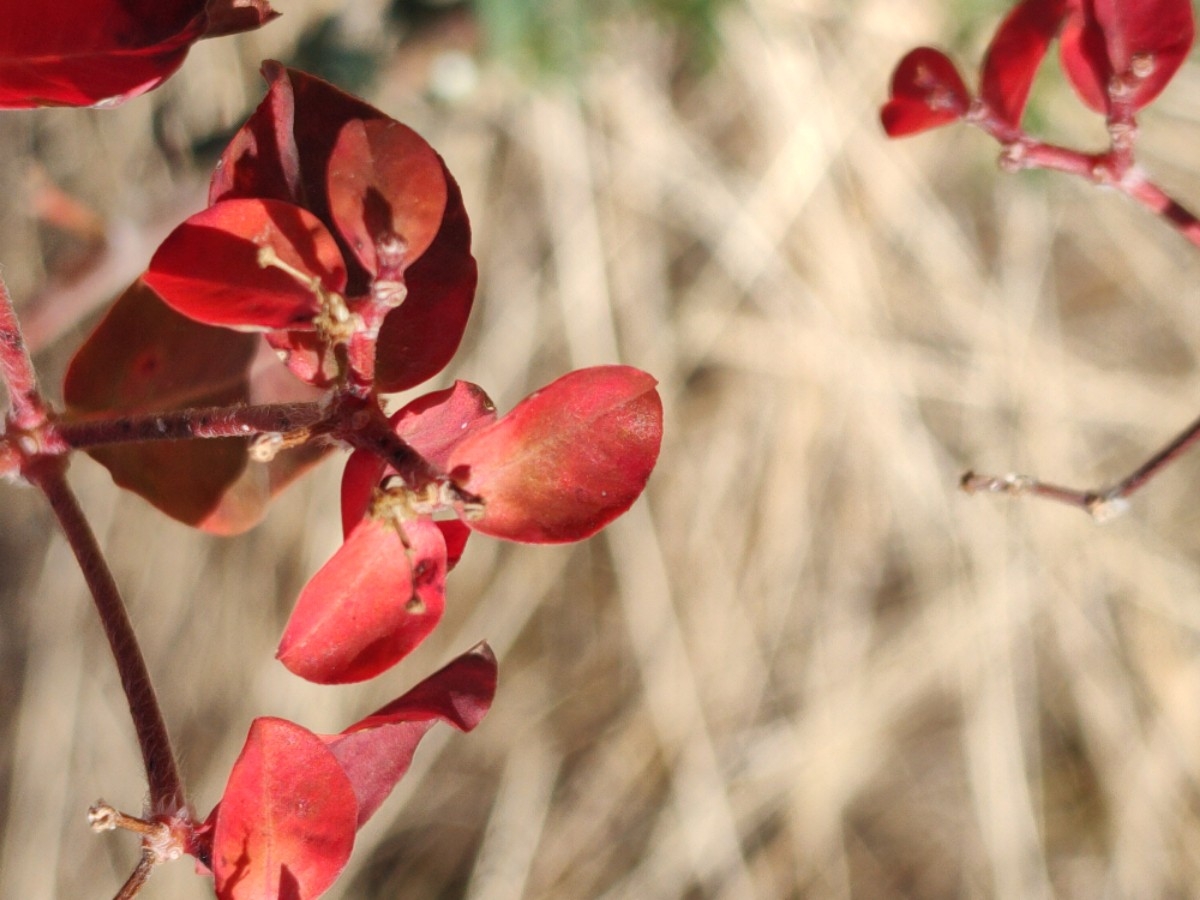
56, 401, 325, 449
28, 458, 185, 815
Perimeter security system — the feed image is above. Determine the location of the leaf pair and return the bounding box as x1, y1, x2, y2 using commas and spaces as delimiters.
199, 644, 497, 900
281, 368, 663, 684
881, 0, 1194, 137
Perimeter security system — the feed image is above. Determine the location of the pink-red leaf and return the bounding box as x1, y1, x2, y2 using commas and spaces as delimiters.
211, 717, 357, 900
327, 118, 448, 278
980, 0, 1069, 129
146, 198, 347, 331
0, 1, 276, 110
881, 47, 971, 138
447, 366, 663, 543
373, 169, 477, 392
278, 518, 447, 684
323, 642, 498, 827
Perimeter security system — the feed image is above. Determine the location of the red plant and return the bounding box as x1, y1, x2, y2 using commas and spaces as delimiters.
882, 0, 1200, 516
0, 27, 663, 900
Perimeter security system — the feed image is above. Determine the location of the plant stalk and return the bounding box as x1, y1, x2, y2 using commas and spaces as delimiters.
28, 458, 185, 815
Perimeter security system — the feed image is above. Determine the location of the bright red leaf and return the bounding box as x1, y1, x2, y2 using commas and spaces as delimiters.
447, 366, 663, 543
210, 717, 357, 900
980, 0, 1070, 130
278, 517, 447, 684
1060, 0, 1194, 113
0, 0, 277, 109
145, 198, 347, 331
881, 47, 972, 138
323, 642, 498, 827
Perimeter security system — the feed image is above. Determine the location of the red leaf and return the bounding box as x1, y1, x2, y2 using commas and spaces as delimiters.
0, 1, 275, 110
447, 366, 663, 543
327, 118, 449, 278
145, 198, 347, 331
63, 283, 328, 534
881, 47, 971, 138
980, 0, 1070, 129
63, 280, 257, 529
323, 642, 498, 827
211, 718, 357, 900
278, 518, 447, 684
1061, 0, 1194, 112
373, 169, 477, 392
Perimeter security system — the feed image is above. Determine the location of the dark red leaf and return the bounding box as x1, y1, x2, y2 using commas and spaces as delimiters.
63, 283, 327, 534
327, 118, 448, 278
145, 198, 346, 331
373, 169, 477, 392
980, 0, 1070, 129
210, 718, 357, 900
63, 280, 255, 527
278, 517, 447, 684
0, 1, 275, 110
322, 642, 498, 827
447, 366, 663, 543
881, 47, 971, 138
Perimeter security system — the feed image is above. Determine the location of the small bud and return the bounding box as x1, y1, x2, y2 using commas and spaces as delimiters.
1130, 53, 1155, 79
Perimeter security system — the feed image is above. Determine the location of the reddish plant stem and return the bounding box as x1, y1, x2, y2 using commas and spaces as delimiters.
56, 401, 325, 449
336, 396, 445, 490
113, 854, 154, 900
0, 274, 48, 430
27, 458, 185, 816
961, 408, 1200, 520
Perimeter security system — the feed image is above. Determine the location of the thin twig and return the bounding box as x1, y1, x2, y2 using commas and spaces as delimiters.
961, 408, 1200, 520
112, 853, 155, 900
27, 458, 185, 814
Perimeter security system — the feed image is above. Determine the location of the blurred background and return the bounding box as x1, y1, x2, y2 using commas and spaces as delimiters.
6, 0, 1200, 896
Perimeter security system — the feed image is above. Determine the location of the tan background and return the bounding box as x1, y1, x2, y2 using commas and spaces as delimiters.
5, 0, 1200, 896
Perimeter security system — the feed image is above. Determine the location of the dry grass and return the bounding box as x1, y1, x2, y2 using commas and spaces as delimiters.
6, 0, 1200, 897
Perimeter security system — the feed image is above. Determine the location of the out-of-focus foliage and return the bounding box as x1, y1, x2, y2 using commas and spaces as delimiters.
393, 0, 730, 75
